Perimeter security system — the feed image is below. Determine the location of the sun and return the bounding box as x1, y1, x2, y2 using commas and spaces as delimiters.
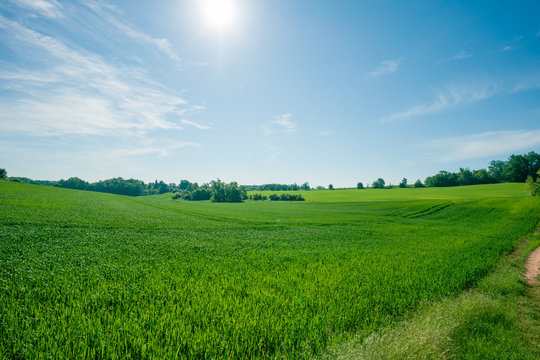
201, 0, 237, 30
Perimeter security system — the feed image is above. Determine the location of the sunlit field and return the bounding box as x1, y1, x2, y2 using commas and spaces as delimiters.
1, 181, 539, 358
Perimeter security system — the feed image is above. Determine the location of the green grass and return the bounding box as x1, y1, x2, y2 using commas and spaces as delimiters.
0, 181, 539, 358
327, 230, 540, 360
249, 183, 529, 202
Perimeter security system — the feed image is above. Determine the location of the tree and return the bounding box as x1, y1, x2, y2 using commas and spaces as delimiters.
179, 180, 190, 191
0, 168, 7, 180
399, 178, 407, 188
414, 179, 424, 188
301, 182, 310, 191
488, 160, 506, 182
372, 178, 385, 189
357, 182, 364, 189
328, 184, 334, 190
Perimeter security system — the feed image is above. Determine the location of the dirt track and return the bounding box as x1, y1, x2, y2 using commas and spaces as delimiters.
525, 245, 540, 284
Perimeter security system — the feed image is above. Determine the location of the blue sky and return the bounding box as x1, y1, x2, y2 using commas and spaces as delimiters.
0, 0, 539, 187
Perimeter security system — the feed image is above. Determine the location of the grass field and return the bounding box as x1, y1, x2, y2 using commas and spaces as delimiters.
1, 181, 539, 358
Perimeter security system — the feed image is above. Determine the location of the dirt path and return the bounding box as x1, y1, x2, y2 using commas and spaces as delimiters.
526, 245, 540, 284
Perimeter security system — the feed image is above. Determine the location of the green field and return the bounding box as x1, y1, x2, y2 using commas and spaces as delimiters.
1, 181, 539, 358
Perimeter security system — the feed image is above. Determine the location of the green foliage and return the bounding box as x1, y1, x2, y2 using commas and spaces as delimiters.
328, 184, 334, 190
268, 193, 305, 201
250, 193, 268, 201
357, 182, 364, 189
398, 178, 407, 188
414, 179, 424, 188
0, 181, 538, 358
372, 178, 385, 188
210, 179, 245, 202
0, 168, 6, 180
526, 170, 540, 196
426, 152, 539, 187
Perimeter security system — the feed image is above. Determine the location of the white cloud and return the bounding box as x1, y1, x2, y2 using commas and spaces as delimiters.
421, 130, 540, 162
379, 84, 499, 123
11, 0, 63, 18
453, 51, 473, 60
501, 45, 513, 52
368, 58, 402, 78
0, 15, 188, 136
181, 119, 211, 130
272, 113, 296, 133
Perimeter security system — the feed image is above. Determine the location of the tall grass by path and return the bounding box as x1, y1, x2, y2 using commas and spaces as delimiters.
1, 181, 539, 358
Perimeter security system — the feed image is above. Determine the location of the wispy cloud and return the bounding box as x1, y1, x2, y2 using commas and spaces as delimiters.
368, 58, 402, 78
421, 129, 540, 162
537, 30, 540, 37
262, 113, 297, 135
512, 73, 540, 93
11, 0, 63, 18
501, 36, 523, 53
0, 14, 189, 136
453, 51, 473, 60
181, 119, 211, 130
379, 84, 499, 123
84, 0, 181, 64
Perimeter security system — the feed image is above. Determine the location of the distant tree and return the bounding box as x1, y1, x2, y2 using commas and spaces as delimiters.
328, 184, 334, 190
0, 168, 7, 180
399, 178, 407, 188
457, 168, 475, 186
316, 186, 325, 190
357, 182, 364, 189
56, 177, 89, 190
210, 179, 245, 202
425, 171, 458, 187
414, 179, 424, 188
488, 160, 506, 182
504, 153, 540, 182
301, 182, 310, 191
526, 170, 540, 196
179, 180, 190, 191
372, 178, 385, 189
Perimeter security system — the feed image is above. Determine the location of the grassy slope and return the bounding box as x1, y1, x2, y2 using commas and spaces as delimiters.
0, 181, 539, 359
249, 183, 528, 202
328, 231, 540, 360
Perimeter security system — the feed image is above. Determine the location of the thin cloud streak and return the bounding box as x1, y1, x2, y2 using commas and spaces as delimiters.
11, 0, 63, 18
422, 130, 540, 162
368, 58, 402, 78
379, 84, 499, 123
181, 119, 211, 130
84, 0, 181, 64
453, 51, 473, 60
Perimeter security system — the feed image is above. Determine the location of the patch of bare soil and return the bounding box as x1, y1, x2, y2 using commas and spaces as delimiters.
525, 246, 540, 284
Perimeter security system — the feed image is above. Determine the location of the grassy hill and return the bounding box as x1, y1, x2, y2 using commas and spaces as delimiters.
0, 181, 538, 358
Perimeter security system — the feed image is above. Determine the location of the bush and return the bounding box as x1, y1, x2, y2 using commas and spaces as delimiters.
526, 171, 540, 196
268, 193, 305, 201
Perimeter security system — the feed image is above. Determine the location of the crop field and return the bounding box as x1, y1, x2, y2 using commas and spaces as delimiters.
0, 181, 539, 359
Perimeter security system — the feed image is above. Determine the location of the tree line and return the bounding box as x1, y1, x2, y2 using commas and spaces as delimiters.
173, 180, 247, 203
245, 182, 311, 191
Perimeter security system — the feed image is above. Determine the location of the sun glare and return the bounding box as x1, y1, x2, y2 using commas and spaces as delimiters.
202, 0, 237, 30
